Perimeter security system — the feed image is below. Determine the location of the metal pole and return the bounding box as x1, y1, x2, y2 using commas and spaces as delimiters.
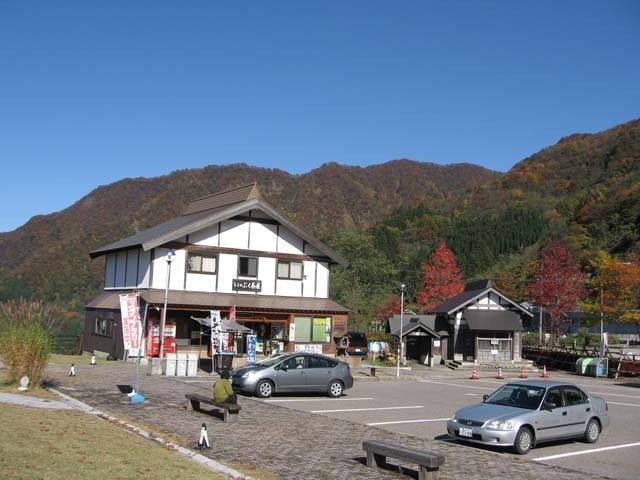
135, 302, 148, 393
538, 306, 542, 344
397, 283, 406, 377
600, 287, 604, 356
159, 250, 174, 371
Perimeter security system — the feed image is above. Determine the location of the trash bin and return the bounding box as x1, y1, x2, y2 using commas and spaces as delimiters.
186, 353, 198, 377
213, 353, 234, 373
165, 353, 177, 376
148, 357, 163, 376
576, 357, 593, 375
176, 353, 187, 376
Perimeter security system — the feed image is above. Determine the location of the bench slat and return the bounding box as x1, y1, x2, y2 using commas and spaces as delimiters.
362, 440, 444, 468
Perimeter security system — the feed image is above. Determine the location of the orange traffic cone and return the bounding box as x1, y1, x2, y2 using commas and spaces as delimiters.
541, 365, 549, 378
470, 365, 479, 380
519, 367, 527, 379
496, 367, 504, 379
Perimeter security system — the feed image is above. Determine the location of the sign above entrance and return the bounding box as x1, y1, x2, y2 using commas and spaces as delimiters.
233, 279, 262, 292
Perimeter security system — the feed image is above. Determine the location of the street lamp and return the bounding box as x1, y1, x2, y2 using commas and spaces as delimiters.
159, 249, 175, 370
396, 283, 406, 377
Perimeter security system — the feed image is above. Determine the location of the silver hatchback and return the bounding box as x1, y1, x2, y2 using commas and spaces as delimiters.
447, 380, 609, 454
231, 352, 354, 398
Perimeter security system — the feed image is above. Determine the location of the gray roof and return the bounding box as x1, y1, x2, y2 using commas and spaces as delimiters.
389, 314, 439, 338
428, 279, 532, 317
464, 310, 523, 331
89, 183, 348, 266
86, 289, 349, 314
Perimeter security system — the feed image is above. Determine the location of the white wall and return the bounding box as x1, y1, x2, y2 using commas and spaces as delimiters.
190, 224, 220, 246
315, 262, 329, 298
217, 253, 237, 293
249, 222, 277, 252
277, 226, 304, 254
220, 220, 249, 249
302, 260, 316, 297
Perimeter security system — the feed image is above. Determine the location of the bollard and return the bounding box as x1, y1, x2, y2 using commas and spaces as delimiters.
91, 355, 96, 366
68, 364, 76, 376
197, 423, 210, 450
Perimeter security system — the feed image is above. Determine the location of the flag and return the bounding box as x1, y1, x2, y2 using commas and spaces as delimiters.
229, 305, 236, 321
210, 310, 222, 356
119, 293, 142, 355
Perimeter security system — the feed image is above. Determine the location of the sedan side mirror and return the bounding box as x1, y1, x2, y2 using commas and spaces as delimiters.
482, 394, 489, 402
280, 364, 289, 371
543, 401, 557, 410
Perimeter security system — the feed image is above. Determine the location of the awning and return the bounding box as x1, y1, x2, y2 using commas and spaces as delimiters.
191, 314, 252, 333
86, 289, 349, 314
464, 310, 522, 331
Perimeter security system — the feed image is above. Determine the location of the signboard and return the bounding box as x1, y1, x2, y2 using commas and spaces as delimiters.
246, 334, 257, 365
119, 293, 142, 356
294, 344, 322, 354
210, 310, 222, 356
232, 279, 262, 292
288, 322, 296, 342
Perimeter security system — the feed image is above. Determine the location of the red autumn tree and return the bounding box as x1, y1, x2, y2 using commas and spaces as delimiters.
526, 239, 587, 336
416, 240, 464, 312
375, 295, 402, 318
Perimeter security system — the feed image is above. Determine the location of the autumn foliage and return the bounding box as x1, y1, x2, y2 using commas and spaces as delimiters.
526, 239, 587, 335
416, 240, 464, 312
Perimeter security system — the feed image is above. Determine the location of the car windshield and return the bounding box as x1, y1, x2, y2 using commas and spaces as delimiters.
255, 353, 289, 367
484, 384, 545, 410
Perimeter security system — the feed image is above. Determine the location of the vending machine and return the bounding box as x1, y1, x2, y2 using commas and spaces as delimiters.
146, 320, 176, 356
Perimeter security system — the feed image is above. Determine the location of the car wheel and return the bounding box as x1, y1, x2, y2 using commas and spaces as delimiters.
514, 427, 533, 455
328, 380, 344, 398
256, 380, 274, 398
584, 418, 600, 443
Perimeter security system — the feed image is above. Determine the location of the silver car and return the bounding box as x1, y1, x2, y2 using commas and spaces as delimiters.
447, 380, 609, 454
231, 352, 354, 398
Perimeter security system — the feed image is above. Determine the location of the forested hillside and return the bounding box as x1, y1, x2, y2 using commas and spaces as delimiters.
0, 118, 638, 328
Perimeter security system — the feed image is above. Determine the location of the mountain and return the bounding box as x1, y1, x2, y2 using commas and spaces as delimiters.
0, 159, 498, 306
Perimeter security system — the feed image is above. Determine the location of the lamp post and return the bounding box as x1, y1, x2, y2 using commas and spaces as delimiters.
159, 249, 175, 370
396, 283, 406, 377
600, 286, 604, 357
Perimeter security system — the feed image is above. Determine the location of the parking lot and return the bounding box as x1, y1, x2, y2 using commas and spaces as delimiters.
258, 368, 640, 480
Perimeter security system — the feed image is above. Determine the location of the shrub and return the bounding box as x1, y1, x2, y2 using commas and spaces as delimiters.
0, 325, 52, 387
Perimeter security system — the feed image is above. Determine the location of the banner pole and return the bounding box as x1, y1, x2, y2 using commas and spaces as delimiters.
135, 302, 149, 393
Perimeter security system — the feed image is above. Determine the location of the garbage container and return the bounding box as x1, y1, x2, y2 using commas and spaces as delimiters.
576, 357, 593, 375
213, 353, 234, 373
176, 353, 188, 376
165, 353, 177, 376
186, 353, 198, 377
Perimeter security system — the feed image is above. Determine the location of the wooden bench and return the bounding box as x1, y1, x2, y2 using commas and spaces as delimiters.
362, 440, 445, 480
185, 393, 241, 423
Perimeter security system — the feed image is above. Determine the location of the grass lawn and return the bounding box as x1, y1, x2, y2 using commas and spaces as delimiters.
0, 404, 225, 480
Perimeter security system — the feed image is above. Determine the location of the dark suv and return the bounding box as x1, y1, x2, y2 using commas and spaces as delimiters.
337, 332, 368, 356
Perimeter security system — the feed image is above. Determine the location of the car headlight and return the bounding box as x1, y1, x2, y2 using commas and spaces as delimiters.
485, 420, 516, 431
449, 414, 458, 423
241, 371, 257, 380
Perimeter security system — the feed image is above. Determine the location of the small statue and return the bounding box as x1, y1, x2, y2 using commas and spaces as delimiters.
18, 375, 29, 391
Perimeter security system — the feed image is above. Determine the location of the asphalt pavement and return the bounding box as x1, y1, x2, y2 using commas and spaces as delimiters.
2, 361, 613, 480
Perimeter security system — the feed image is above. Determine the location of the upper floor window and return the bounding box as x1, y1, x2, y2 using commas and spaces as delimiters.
187, 253, 217, 274
277, 260, 303, 280
238, 256, 258, 277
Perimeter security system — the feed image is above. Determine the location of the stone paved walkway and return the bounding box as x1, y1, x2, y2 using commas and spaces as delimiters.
26, 362, 611, 480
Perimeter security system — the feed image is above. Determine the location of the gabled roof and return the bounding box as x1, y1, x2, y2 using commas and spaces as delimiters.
428, 279, 533, 317
89, 183, 348, 266
389, 314, 440, 338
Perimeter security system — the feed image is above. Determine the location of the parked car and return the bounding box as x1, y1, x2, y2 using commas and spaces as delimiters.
336, 331, 369, 356
231, 352, 354, 398
447, 380, 609, 454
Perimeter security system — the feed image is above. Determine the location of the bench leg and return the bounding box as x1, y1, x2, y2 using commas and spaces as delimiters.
223, 409, 230, 422
419, 465, 440, 480
186, 399, 199, 412
366, 451, 387, 468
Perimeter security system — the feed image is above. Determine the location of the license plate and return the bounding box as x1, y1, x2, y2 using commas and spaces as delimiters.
354, 348, 361, 352
459, 427, 473, 438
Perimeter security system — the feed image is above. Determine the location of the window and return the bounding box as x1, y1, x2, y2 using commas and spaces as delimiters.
238, 256, 258, 277
308, 356, 338, 368
277, 260, 303, 280
293, 316, 331, 343
563, 386, 587, 406
187, 253, 217, 273
95, 317, 112, 336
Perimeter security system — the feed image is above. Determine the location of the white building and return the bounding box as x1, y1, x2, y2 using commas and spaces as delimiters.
85, 183, 349, 361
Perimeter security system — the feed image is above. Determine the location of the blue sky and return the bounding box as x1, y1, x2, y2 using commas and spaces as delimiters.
1, 1, 639, 233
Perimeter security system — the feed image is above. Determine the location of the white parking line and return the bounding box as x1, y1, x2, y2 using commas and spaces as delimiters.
533, 442, 640, 461
368, 417, 450, 426
590, 391, 640, 400
311, 405, 424, 413
607, 401, 640, 407
419, 379, 494, 390
264, 397, 373, 403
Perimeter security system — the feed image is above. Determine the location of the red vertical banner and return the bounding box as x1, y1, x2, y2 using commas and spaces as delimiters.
119, 293, 141, 355
229, 305, 236, 321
